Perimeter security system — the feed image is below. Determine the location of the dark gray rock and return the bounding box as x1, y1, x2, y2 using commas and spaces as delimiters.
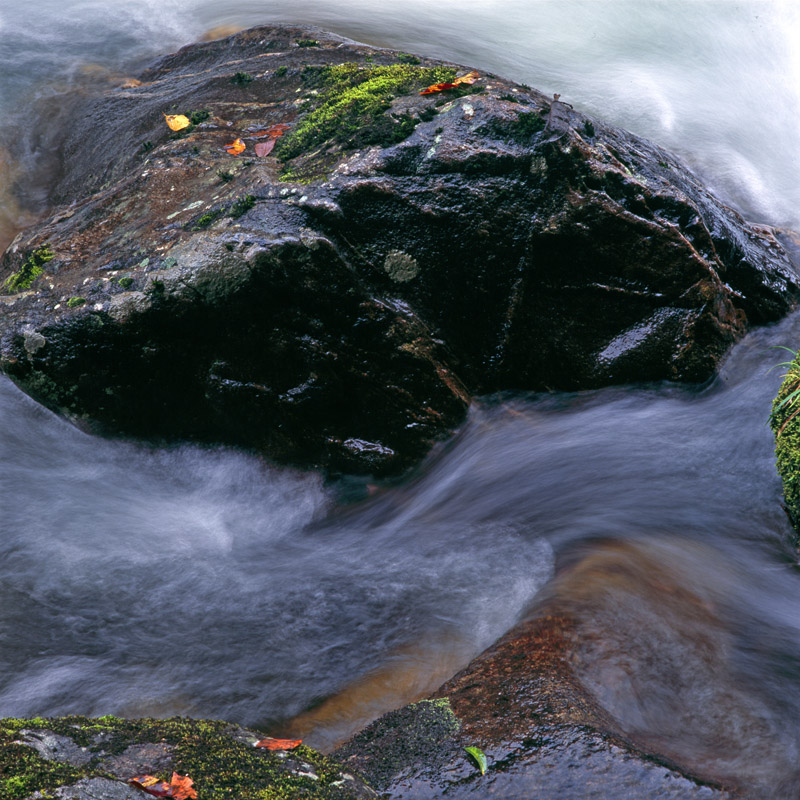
1, 24, 797, 474
17, 729, 93, 767
31, 778, 142, 800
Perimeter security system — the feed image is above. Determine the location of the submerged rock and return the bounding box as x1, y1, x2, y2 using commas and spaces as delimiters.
1, 24, 798, 473
332, 541, 752, 799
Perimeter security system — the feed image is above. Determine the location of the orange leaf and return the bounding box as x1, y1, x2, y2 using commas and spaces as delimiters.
254, 139, 277, 157
164, 114, 191, 132
169, 773, 197, 800
420, 70, 480, 95
420, 82, 458, 95
131, 776, 160, 788
224, 137, 246, 155
255, 737, 302, 750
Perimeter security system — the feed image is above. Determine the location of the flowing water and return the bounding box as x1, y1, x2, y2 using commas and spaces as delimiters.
2, 0, 800, 794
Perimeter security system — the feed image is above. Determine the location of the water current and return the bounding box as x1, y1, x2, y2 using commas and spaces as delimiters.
2, 0, 800, 793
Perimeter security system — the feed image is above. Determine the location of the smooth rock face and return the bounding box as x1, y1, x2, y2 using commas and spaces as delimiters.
333, 544, 745, 799
1, 24, 798, 472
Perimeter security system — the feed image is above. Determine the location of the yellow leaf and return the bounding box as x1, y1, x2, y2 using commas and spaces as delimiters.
453, 70, 480, 86
164, 114, 191, 131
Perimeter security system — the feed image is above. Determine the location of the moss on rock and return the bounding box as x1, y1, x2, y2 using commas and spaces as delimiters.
771, 355, 800, 529
2, 245, 54, 293
0, 716, 375, 800
275, 62, 456, 163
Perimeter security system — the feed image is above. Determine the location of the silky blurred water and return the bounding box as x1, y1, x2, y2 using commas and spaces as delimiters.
2, 1, 800, 793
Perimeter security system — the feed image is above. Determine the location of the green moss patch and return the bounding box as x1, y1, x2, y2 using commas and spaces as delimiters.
2, 245, 54, 293
275, 62, 456, 165
771, 357, 800, 529
0, 716, 372, 800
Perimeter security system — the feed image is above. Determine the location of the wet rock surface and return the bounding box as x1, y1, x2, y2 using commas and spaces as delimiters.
1, 24, 798, 473
333, 544, 741, 799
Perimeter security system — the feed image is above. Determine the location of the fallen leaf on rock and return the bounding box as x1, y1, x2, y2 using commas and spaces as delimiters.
420, 81, 458, 95
420, 70, 480, 95
168, 773, 197, 800
129, 773, 197, 800
464, 746, 488, 775
262, 123, 291, 138
254, 139, 277, 157
164, 114, 191, 131
454, 70, 480, 85
224, 137, 246, 155
255, 737, 302, 750
129, 775, 171, 797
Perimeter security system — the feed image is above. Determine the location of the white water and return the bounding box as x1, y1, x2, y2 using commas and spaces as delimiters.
2, 1, 800, 793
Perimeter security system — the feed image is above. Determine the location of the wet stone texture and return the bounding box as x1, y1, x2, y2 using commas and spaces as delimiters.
334, 616, 733, 800
1, 24, 799, 474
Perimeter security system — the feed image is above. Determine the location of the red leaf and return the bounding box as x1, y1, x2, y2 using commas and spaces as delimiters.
255, 138, 277, 157
255, 737, 302, 750
129, 776, 171, 797
420, 70, 480, 95
129, 773, 196, 800
169, 773, 197, 800
420, 82, 458, 95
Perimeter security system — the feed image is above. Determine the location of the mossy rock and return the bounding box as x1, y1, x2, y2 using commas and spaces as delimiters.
0, 716, 375, 800
771, 356, 800, 529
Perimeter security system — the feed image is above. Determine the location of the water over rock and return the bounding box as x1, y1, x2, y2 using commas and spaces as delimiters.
1, 24, 798, 473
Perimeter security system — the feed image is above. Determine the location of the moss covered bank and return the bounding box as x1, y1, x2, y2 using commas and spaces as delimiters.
0, 716, 374, 800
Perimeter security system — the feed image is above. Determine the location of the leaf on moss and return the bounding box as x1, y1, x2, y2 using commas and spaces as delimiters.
164, 114, 191, 131
254, 737, 302, 750
129, 773, 196, 800
420, 70, 480, 94
224, 137, 246, 155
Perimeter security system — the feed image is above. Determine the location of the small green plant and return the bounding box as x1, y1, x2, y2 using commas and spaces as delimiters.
229, 195, 256, 218
295, 38, 319, 48
274, 65, 288, 77
3, 245, 54, 293
770, 347, 800, 435
217, 169, 234, 183
118, 276, 134, 289
231, 72, 253, 86
499, 93, 521, 103
189, 109, 210, 125
582, 120, 596, 137
396, 53, 420, 65
195, 209, 223, 229
141, 140, 154, 153
66, 297, 86, 308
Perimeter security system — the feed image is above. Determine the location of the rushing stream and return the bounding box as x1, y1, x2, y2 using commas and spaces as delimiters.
2, 0, 800, 793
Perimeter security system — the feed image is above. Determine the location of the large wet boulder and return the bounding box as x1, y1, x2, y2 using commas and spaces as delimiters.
331, 539, 779, 799
1, 24, 798, 473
